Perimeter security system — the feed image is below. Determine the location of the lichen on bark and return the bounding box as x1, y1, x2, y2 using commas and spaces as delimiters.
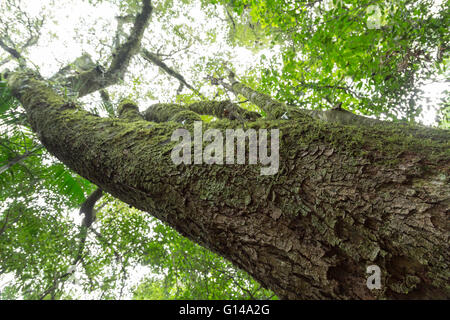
5, 71, 450, 299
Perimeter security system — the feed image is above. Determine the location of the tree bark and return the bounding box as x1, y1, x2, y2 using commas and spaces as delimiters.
6, 72, 450, 299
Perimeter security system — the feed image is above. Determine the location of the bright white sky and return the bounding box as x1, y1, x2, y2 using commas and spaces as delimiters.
21, 0, 271, 107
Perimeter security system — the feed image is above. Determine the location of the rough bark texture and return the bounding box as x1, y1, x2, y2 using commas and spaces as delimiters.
144, 101, 260, 123
6, 72, 450, 299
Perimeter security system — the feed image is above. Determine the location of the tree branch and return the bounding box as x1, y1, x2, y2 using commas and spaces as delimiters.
141, 48, 205, 99
209, 69, 385, 126
63, 0, 153, 97
0, 3, 44, 67
208, 70, 289, 119
7, 70, 449, 300
0, 144, 43, 174
143, 100, 260, 123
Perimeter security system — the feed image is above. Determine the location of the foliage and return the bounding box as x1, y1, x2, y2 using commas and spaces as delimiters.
437, 90, 450, 129
0, 0, 448, 300
215, 0, 449, 121
0, 89, 272, 300
134, 220, 275, 300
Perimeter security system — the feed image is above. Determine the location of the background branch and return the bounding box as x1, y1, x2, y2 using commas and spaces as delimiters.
62, 0, 153, 97
141, 48, 205, 99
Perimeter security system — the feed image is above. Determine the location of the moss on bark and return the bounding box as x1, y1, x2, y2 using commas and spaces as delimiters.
7, 72, 450, 299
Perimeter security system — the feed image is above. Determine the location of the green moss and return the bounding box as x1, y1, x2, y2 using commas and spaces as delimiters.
299, 118, 450, 170
117, 99, 142, 120
144, 103, 185, 122
188, 101, 231, 118
170, 110, 202, 123
389, 275, 421, 294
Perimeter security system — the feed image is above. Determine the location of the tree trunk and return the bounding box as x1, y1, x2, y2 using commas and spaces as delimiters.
7, 73, 449, 299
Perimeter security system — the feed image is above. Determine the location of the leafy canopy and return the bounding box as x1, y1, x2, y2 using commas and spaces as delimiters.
0, 0, 448, 299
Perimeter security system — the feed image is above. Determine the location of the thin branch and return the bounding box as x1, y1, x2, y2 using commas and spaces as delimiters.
295, 81, 365, 100
38, 188, 104, 300
154, 43, 192, 60
0, 4, 44, 67
141, 48, 205, 99
0, 144, 43, 175
208, 68, 289, 119
99, 89, 115, 116
224, 6, 236, 32
0, 38, 21, 60
63, 0, 153, 97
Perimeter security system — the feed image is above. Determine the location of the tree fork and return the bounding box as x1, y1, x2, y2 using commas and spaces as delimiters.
5, 72, 450, 299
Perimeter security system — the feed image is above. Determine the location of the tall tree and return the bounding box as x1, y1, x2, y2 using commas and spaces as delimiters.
1, 0, 448, 299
